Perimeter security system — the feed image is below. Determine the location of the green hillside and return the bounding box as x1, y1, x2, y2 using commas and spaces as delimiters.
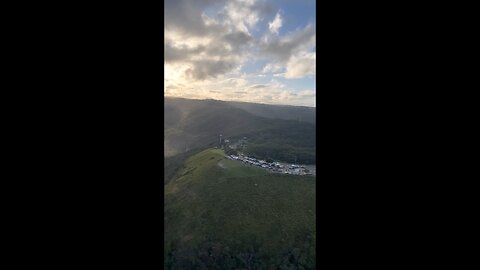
164, 147, 204, 185
229, 101, 316, 124
165, 148, 316, 269
164, 97, 316, 164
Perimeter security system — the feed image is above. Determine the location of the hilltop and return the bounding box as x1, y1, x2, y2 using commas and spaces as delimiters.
165, 148, 316, 269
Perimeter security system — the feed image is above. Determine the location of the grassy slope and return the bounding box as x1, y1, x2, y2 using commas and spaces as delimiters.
164, 148, 204, 185
165, 149, 316, 269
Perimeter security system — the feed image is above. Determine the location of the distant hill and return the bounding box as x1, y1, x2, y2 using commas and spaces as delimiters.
165, 149, 316, 269
165, 98, 267, 157
164, 97, 316, 164
228, 101, 315, 124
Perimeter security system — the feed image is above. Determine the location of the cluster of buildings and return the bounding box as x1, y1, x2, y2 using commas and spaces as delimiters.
225, 153, 312, 176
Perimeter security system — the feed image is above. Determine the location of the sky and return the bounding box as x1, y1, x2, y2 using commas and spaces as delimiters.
164, 0, 316, 107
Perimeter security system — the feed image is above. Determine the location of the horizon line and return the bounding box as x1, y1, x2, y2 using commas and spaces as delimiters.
164, 95, 316, 108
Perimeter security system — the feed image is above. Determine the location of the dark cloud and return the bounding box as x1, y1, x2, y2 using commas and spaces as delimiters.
164, 0, 227, 36
165, 0, 315, 82
204, 43, 232, 57
185, 60, 235, 80
221, 32, 253, 49
164, 42, 206, 63
260, 24, 315, 62
251, 0, 276, 16
168, 29, 237, 80
164, 0, 258, 80
251, 84, 267, 88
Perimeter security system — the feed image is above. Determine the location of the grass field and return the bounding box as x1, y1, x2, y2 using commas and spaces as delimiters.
164, 148, 316, 269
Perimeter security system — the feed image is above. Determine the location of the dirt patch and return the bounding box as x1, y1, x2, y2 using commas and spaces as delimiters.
182, 234, 193, 242
180, 167, 196, 177
217, 161, 227, 169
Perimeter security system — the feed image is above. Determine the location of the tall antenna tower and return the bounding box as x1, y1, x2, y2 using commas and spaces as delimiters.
219, 134, 223, 147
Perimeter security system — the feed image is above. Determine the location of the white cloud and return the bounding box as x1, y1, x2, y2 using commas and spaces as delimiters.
262, 63, 284, 73
268, 12, 282, 34
223, 0, 260, 34
165, 74, 314, 107
284, 51, 316, 79
297, 89, 315, 98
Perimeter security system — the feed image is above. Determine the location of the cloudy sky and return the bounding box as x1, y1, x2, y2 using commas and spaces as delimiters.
164, 0, 316, 107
